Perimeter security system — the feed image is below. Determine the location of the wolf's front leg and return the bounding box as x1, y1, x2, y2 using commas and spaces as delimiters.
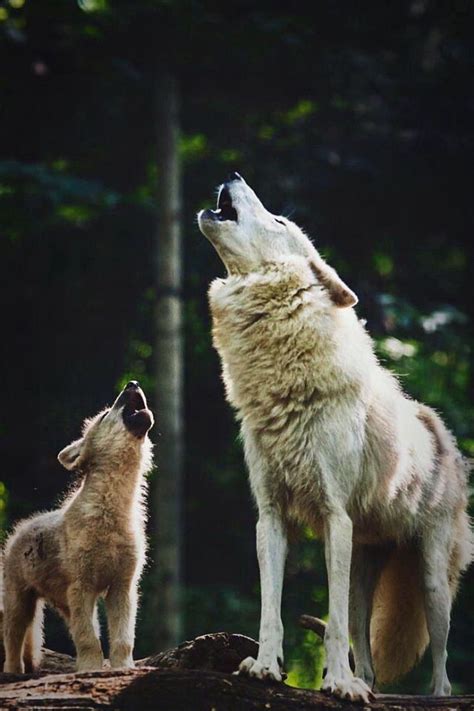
322, 510, 375, 703
237, 507, 288, 682
105, 580, 137, 669
68, 585, 104, 672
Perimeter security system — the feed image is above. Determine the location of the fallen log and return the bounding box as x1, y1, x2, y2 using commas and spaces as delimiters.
0, 631, 472, 710
0, 666, 473, 710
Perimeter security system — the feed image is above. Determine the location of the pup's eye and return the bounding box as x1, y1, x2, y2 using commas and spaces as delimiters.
99, 411, 109, 422
274, 218, 285, 226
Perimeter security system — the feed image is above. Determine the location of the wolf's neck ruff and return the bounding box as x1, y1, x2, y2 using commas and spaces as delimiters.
209, 256, 373, 436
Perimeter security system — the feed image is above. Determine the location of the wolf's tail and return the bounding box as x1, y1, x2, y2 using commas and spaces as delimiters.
370, 546, 428, 685
371, 508, 473, 686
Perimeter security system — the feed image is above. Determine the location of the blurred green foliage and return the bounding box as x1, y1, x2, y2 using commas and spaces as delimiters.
0, 0, 473, 694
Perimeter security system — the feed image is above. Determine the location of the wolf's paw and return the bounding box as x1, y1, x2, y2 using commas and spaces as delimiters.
235, 656, 284, 682
322, 672, 375, 703
431, 678, 452, 697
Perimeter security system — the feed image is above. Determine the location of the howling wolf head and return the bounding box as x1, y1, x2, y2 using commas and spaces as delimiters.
57, 381, 154, 474
197, 172, 357, 309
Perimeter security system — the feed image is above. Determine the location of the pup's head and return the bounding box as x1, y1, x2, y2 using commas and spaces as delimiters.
58, 381, 154, 473
198, 173, 357, 308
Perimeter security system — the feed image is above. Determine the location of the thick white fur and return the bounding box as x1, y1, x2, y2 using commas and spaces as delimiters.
1, 389, 153, 674
198, 176, 473, 701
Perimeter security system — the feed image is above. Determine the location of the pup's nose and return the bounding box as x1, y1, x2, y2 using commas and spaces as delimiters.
126, 380, 139, 389
227, 171, 242, 182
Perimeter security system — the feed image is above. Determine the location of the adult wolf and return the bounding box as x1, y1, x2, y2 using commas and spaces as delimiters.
1, 381, 153, 673
198, 173, 472, 702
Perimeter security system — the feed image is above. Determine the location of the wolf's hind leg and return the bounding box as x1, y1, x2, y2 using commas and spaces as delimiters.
105, 579, 137, 669
349, 545, 385, 689
421, 521, 452, 696
3, 586, 37, 674
23, 599, 45, 672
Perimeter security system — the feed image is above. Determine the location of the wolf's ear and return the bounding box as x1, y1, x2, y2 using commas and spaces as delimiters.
58, 438, 84, 471
309, 259, 358, 308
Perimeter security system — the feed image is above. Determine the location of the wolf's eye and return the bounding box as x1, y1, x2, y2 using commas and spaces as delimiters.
99, 411, 109, 423
275, 218, 285, 226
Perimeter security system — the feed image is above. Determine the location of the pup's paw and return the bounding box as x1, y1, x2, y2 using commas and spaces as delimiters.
3, 660, 25, 674
110, 656, 134, 670
76, 653, 105, 673
322, 672, 375, 703
235, 656, 284, 682
110, 643, 134, 670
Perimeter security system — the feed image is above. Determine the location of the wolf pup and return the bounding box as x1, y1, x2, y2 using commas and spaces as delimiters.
1, 381, 153, 674
198, 173, 472, 702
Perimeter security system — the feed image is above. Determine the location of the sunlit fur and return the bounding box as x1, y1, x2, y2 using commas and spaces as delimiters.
1, 393, 153, 674
199, 176, 473, 701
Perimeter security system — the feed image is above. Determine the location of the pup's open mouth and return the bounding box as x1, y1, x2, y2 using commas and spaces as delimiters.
209, 185, 238, 222
121, 389, 153, 437
125, 389, 146, 412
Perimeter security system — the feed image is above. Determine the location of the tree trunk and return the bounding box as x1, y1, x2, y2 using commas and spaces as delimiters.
152, 70, 184, 651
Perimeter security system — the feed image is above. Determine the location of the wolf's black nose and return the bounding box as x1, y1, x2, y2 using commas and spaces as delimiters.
126, 380, 139, 389
227, 171, 242, 182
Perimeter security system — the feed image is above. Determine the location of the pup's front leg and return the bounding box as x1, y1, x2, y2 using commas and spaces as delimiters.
68, 585, 104, 672
105, 580, 137, 669
322, 510, 375, 703
237, 506, 288, 682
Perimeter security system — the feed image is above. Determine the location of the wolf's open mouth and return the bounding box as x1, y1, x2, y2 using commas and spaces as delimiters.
212, 185, 238, 222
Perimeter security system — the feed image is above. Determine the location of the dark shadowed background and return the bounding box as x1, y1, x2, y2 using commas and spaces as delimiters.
0, 0, 472, 694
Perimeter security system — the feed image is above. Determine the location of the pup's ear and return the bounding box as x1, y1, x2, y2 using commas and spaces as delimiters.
57, 438, 84, 471
310, 259, 358, 308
